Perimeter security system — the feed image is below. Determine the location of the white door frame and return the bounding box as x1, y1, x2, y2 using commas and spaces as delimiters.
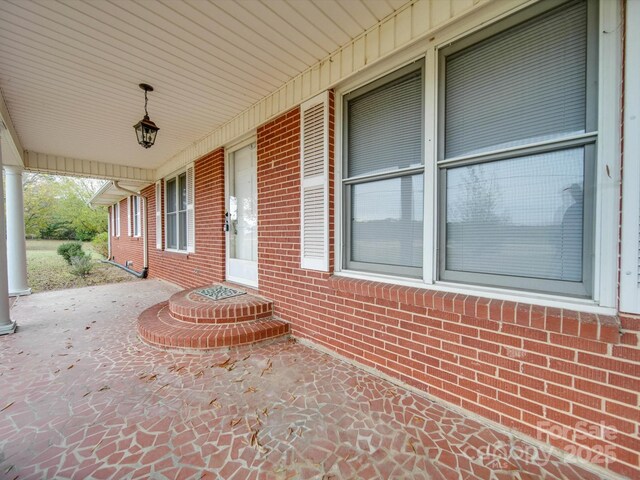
225, 136, 258, 288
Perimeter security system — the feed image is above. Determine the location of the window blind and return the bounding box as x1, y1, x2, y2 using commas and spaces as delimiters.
348, 70, 423, 178
445, 1, 588, 158
445, 149, 585, 282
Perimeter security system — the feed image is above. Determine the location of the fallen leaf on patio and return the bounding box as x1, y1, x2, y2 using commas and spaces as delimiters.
217, 358, 231, 368
155, 383, 170, 392
4, 465, 13, 474
0, 402, 14, 412
85, 326, 90, 330
195, 370, 204, 379
208, 398, 221, 409
147, 374, 158, 382
287, 427, 295, 439
17, 351, 23, 355
57, 353, 68, 356
67, 365, 74, 370
408, 440, 417, 454
65, 345, 73, 349
139, 374, 147, 380
230, 418, 241, 427
412, 417, 425, 426
242, 354, 251, 361
244, 386, 257, 394
53, 369, 60, 374
82, 391, 91, 397
261, 407, 268, 416
98, 386, 110, 392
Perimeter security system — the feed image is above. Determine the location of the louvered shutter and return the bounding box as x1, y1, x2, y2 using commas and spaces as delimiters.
300, 92, 329, 271
155, 182, 162, 249
186, 165, 196, 253
115, 204, 120, 237
126, 196, 132, 236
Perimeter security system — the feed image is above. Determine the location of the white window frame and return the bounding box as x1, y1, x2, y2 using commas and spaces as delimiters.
334, 0, 621, 314
113, 203, 120, 238
164, 168, 189, 253
132, 195, 142, 238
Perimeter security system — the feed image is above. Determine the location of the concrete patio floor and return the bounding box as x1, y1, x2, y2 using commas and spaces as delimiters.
0, 280, 608, 480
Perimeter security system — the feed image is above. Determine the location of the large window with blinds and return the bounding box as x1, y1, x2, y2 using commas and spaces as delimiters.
343, 62, 424, 277
340, 0, 597, 297
438, 0, 597, 296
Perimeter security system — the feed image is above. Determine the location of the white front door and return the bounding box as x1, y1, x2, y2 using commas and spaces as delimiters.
226, 141, 258, 287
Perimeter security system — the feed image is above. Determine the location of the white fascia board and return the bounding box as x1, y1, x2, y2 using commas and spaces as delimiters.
24, 151, 156, 182
0, 89, 24, 166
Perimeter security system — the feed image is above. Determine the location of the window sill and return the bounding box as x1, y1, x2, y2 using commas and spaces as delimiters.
330, 271, 620, 343
162, 249, 190, 258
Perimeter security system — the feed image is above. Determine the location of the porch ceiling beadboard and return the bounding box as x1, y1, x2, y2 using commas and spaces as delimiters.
0, 0, 409, 175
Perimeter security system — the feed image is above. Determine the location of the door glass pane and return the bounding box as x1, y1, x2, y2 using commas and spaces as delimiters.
167, 213, 177, 250
445, 148, 584, 281
351, 174, 423, 268
230, 146, 257, 262
445, 1, 587, 158
348, 69, 423, 177
166, 179, 176, 214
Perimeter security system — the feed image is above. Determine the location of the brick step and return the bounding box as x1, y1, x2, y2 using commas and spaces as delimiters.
137, 302, 289, 351
168, 286, 273, 324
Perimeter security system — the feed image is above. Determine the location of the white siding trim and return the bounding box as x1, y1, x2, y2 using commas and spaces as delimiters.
24, 151, 156, 182
620, 0, 640, 314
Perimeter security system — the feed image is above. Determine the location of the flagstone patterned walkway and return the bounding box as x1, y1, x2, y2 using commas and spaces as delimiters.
0, 280, 609, 480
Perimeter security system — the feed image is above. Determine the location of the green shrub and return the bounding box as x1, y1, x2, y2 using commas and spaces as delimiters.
91, 232, 109, 258
57, 242, 85, 265
70, 254, 93, 277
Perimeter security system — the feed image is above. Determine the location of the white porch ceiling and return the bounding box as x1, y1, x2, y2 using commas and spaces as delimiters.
0, 0, 411, 171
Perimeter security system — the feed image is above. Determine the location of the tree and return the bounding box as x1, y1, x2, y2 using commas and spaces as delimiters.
22, 173, 108, 241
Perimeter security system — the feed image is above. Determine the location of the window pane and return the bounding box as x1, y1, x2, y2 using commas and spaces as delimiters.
178, 211, 187, 251
351, 174, 423, 269
445, 149, 585, 282
166, 179, 177, 214
167, 213, 177, 249
445, 1, 587, 158
348, 70, 423, 178
179, 173, 187, 211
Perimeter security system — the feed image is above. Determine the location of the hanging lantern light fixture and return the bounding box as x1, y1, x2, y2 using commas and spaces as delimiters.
133, 83, 159, 149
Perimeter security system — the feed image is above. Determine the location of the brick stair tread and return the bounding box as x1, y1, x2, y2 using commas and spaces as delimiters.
138, 301, 289, 351
168, 287, 273, 324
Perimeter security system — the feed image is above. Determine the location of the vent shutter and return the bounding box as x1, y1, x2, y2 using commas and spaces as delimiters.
300, 92, 329, 271
186, 165, 196, 253
155, 182, 162, 249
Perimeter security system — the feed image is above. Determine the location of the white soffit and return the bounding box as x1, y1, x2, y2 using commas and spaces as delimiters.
0, 0, 410, 172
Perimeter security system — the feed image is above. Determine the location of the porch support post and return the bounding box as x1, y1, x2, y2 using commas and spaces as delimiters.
4, 165, 30, 296
0, 137, 17, 334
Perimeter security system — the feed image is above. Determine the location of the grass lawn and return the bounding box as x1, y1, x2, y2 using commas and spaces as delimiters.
26, 239, 141, 293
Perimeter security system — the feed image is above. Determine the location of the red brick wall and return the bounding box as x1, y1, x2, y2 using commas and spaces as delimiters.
116, 97, 639, 477
255, 101, 640, 478
145, 148, 226, 287
109, 200, 144, 273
